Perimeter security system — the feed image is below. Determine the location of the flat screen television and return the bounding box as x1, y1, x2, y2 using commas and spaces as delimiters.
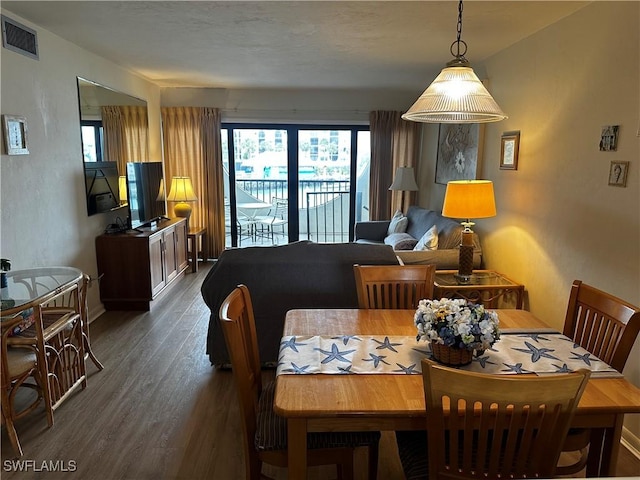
126, 161, 167, 229
84, 161, 121, 215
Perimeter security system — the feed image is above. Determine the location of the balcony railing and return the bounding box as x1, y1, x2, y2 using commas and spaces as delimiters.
230, 179, 352, 246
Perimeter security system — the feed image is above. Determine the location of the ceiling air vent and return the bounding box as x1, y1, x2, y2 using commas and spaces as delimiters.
1, 15, 38, 60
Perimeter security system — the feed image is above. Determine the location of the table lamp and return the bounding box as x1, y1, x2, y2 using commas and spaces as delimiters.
166, 176, 197, 222
389, 167, 419, 212
442, 180, 496, 282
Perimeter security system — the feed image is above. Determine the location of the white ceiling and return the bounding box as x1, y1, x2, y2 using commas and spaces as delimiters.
2, 1, 589, 91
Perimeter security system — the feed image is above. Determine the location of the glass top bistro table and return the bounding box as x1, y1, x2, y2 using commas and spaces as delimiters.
434, 269, 525, 309
236, 202, 271, 220
1, 267, 99, 425
273, 308, 640, 479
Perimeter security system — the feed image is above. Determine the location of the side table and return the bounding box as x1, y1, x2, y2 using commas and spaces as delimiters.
187, 227, 207, 273
434, 270, 524, 309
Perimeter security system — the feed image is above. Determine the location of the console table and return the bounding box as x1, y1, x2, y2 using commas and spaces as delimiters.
434, 269, 524, 309
96, 217, 189, 310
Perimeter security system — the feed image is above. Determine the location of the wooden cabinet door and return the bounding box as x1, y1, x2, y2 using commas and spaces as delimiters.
149, 233, 166, 296
164, 226, 178, 283
175, 220, 188, 272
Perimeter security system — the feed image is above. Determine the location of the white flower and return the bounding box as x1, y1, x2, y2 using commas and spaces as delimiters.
414, 298, 500, 351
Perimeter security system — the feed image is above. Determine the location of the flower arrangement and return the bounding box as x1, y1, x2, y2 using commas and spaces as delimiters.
414, 298, 500, 353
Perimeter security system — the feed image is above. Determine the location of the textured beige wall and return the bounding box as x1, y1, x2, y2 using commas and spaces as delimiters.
419, 1, 640, 446
2, 0, 638, 449
0, 11, 161, 318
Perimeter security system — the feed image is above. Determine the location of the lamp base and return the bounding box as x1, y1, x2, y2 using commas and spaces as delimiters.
454, 272, 474, 285
173, 202, 192, 221
457, 225, 475, 281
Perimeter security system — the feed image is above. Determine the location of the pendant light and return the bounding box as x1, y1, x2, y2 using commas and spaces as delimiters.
402, 0, 507, 124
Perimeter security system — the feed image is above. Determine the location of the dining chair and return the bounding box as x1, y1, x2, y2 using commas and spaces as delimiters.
1, 314, 46, 457
353, 264, 436, 309
225, 202, 256, 246
396, 359, 591, 480
78, 274, 104, 371
257, 197, 288, 244
219, 284, 380, 480
557, 279, 640, 475
8, 278, 87, 427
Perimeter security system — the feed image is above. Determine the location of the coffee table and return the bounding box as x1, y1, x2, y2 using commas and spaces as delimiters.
434, 269, 524, 309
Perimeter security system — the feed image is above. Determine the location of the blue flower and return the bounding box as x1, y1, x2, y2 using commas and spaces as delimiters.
414, 298, 500, 352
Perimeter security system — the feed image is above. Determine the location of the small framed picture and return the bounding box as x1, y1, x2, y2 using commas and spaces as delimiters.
500, 131, 520, 170
599, 125, 619, 151
608, 161, 629, 187
2, 115, 29, 155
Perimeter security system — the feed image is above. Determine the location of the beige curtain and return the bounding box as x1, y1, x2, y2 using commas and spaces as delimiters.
369, 111, 422, 219
101, 105, 148, 175
390, 118, 421, 214
161, 107, 225, 259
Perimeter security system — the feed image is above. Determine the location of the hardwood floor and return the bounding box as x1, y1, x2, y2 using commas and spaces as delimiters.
2, 263, 639, 479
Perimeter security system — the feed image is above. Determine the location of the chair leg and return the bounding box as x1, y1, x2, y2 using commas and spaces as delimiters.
585, 428, 606, 477
83, 332, 104, 371
1, 389, 23, 457
336, 451, 355, 480
368, 443, 379, 480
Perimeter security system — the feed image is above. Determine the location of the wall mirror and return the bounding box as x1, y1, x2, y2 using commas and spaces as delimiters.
76, 77, 149, 215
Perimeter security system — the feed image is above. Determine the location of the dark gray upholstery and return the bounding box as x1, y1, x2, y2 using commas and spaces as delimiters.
201, 241, 400, 366
395, 430, 429, 480
256, 381, 381, 451
355, 206, 482, 268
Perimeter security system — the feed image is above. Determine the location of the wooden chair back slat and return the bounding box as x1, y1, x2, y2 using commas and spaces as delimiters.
353, 264, 436, 310
422, 358, 590, 479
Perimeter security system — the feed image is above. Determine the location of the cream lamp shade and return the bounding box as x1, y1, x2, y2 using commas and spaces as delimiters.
118, 176, 127, 204
442, 180, 496, 221
389, 167, 419, 191
402, 0, 507, 124
442, 180, 496, 281
402, 64, 507, 124
166, 176, 197, 220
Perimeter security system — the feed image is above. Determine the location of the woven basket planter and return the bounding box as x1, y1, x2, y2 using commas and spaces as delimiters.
431, 341, 473, 366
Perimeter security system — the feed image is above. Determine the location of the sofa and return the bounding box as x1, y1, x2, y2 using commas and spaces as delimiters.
201, 241, 400, 367
354, 205, 482, 269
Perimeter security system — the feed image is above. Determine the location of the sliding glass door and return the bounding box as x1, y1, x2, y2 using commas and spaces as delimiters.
222, 124, 369, 248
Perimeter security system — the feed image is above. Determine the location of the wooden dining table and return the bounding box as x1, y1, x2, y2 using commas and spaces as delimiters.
273, 308, 640, 479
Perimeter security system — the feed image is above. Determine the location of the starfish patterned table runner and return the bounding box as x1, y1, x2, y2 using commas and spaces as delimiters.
276, 329, 622, 378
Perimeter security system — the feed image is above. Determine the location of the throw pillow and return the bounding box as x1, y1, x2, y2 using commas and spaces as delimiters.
414, 225, 438, 251
384, 233, 418, 251
387, 210, 408, 236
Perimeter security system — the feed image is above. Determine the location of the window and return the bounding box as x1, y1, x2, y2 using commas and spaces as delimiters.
221, 124, 370, 247
80, 120, 103, 162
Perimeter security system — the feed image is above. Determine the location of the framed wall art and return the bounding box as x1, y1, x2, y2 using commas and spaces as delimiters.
599, 125, 619, 151
608, 161, 629, 187
435, 123, 482, 184
500, 131, 520, 170
2, 114, 29, 155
